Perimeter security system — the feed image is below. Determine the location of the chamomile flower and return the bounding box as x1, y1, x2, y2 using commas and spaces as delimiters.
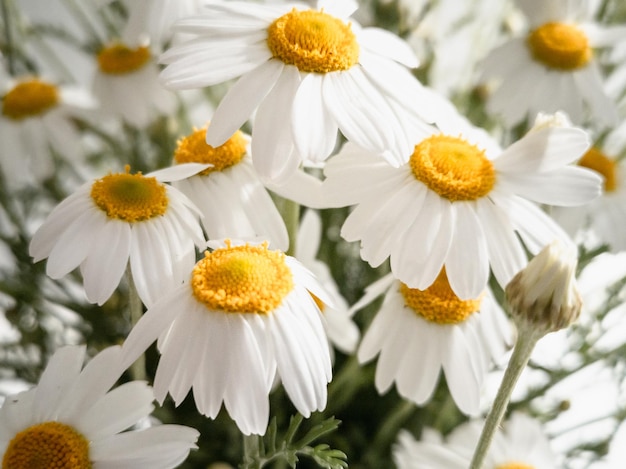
393, 412, 556, 468
159, 0, 439, 182
297, 209, 359, 354
0, 74, 94, 187
322, 113, 602, 300
93, 40, 176, 128
120, 239, 332, 435
171, 126, 289, 250
29, 164, 206, 307
0, 345, 199, 469
552, 141, 626, 252
356, 270, 511, 414
480, 0, 626, 128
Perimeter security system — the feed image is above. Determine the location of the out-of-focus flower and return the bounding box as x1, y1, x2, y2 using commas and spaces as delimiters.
0, 345, 199, 469
159, 0, 441, 183
506, 239, 582, 334
0, 75, 95, 187
393, 412, 557, 468
29, 164, 206, 306
93, 41, 176, 127
480, 0, 626, 128
553, 140, 626, 252
355, 270, 511, 415
120, 239, 332, 435
296, 209, 359, 354
171, 126, 289, 250
321, 112, 601, 300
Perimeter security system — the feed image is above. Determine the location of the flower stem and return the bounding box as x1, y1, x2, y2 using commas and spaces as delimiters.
276, 196, 300, 257
126, 266, 146, 381
469, 326, 543, 469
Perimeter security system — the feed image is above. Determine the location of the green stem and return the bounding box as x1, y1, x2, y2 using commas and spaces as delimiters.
1, 0, 16, 74
469, 327, 543, 469
281, 197, 300, 257
126, 267, 146, 381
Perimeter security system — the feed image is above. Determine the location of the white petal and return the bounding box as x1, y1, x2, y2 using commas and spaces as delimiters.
206, 59, 284, 147
149, 163, 212, 182
358, 27, 419, 68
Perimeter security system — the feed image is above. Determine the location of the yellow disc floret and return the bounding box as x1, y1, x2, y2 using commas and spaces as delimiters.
2, 79, 60, 120
174, 127, 247, 175
496, 463, 535, 469
2, 421, 91, 469
267, 9, 359, 73
191, 241, 294, 314
90, 166, 168, 222
527, 22, 592, 71
400, 270, 482, 325
409, 135, 495, 201
578, 147, 618, 193
97, 43, 151, 75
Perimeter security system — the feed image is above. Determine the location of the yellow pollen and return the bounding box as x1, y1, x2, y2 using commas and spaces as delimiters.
495, 463, 535, 469
309, 291, 325, 312
97, 43, 151, 75
267, 8, 359, 73
527, 22, 592, 70
90, 165, 168, 222
191, 241, 294, 314
409, 135, 495, 201
2, 421, 91, 469
400, 270, 482, 325
578, 147, 618, 193
2, 79, 59, 120
174, 127, 247, 175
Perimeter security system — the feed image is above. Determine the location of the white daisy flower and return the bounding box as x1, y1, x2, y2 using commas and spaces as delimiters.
0, 75, 95, 188
321, 113, 602, 300
296, 209, 360, 354
355, 270, 512, 415
120, 0, 204, 51
480, 0, 626, 128
171, 125, 289, 251
0, 345, 199, 469
159, 0, 440, 183
29, 164, 206, 307
120, 239, 333, 435
553, 142, 626, 252
393, 412, 557, 468
93, 41, 176, 128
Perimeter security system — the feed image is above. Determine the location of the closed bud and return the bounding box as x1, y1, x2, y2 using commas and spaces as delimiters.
505, 240, 582, 335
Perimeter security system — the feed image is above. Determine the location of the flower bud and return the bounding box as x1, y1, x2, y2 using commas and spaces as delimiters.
505, 240, 582, 334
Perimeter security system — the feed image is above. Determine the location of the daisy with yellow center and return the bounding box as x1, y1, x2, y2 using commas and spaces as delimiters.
480, 0, 626, 127
0, 345, 199, 469
355, 269, 511, 414
92, 41, 175, 128
0, 74, 94, 187
393, 412, 556, 468
158, 0, 441, 183
29, 164, 207, 306
171, 126, 289, 250
552, 140, 626, 252
120, 239, 333, 435
322, 112, 601, 300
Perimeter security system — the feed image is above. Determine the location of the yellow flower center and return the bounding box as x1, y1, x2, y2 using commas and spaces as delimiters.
174, 127, 247, 175
578, 147, 618, 193
527, 22, 592, 71
267, 9, 359, 73
90, 166, 168, 222
2, 421, 91, 469
191, 241, 294, 314
496, 463, 535, 469
97, 43, 151, 75
409, 135, 495, 201
2, 79, 60, 120
400, 270, 482, 325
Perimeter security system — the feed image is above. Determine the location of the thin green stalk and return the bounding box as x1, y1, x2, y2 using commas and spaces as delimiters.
469, 327, 543, 469
281, 197, 300, 257
126, 267, 146, 381
1, 0, 16, 74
